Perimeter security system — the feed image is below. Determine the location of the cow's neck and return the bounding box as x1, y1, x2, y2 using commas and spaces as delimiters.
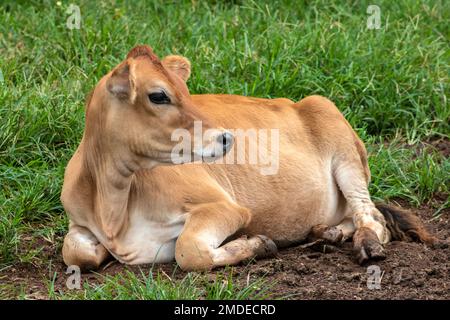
81, 135, 138, 240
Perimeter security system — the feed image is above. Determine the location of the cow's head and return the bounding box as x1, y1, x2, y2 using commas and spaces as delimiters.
84, 45, 233, 172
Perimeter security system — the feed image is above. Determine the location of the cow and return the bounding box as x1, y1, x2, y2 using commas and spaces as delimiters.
61, 45, 437, 271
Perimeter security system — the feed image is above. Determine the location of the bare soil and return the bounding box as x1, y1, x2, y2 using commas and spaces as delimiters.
1, 199, 448, 300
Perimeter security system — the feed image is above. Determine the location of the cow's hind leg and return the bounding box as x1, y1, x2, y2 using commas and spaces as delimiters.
308, 224, 343, 244
63, 223, 111, 271
308, 217, 356, 244
307, 218, 356, 253
175, 201, 277, 271
333, 154, 391, 264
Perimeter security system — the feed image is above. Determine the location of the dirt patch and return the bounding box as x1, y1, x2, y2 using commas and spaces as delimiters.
402, 136, 450, 159
428, 137, 450, 158
241, 210, 449, 299
1, 201, 448, 300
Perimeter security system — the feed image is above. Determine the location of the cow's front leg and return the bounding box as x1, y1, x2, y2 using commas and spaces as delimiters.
175, 201, 277, 271
62, 223, 111, 271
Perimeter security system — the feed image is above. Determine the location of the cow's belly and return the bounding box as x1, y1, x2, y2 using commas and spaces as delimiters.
240, 157, 348, 245
97, 213, 186, 265
245, 188, 347, 246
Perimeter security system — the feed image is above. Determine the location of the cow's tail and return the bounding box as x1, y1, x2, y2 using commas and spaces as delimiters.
375, 203, 440, 245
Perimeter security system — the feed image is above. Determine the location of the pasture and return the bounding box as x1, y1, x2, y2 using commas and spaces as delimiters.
0, 0, 448, 299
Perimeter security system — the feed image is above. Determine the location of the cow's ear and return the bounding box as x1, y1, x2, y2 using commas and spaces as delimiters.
106, 61, 136, 101
161, 55, 191, 82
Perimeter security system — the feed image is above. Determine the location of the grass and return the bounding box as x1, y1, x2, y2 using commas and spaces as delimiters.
46, 267, 275, 300
0, 0, 449, 299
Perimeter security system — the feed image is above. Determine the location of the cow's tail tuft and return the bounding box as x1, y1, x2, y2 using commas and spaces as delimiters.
375, 202, 440, 246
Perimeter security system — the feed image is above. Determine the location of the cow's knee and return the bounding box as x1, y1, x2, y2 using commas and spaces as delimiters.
175, 233, 277, 271
175, 235, 214, 271
62, 226, 110, 271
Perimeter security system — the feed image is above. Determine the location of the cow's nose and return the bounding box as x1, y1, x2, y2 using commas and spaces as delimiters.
218, 131, 234, 153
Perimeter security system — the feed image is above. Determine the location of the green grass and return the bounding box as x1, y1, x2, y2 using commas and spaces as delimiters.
0, 0, 449, 299
47, 267, 275, 300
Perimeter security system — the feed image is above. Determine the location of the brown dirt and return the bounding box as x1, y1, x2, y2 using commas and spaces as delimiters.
402, 136, 450, 159
1, 200, 448, 300
427, 136, 450, 158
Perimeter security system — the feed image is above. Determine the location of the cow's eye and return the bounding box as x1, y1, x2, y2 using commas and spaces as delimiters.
149, 91, 170, 105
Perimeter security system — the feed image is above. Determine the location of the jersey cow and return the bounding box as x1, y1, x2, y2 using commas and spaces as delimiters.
61, 45, 437, 271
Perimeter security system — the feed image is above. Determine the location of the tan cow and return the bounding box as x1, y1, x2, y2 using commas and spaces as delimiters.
61, 45, 437, 271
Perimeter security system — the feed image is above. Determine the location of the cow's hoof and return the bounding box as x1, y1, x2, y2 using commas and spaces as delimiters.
321, 226, 344, 243
353, 227, 386, 265
308, 224, 344, 244
252, 235, 278, 258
